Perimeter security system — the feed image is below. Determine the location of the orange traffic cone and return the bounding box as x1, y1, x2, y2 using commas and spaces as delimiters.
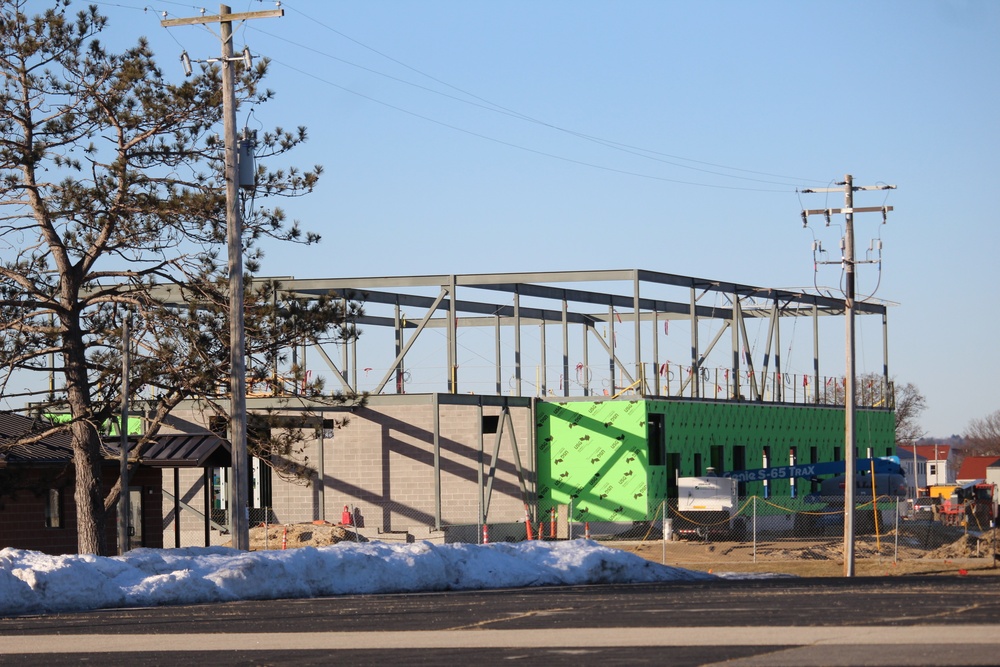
342, 505, 352, 525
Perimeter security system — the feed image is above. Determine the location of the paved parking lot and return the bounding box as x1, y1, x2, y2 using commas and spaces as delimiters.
3, 576, 1000, 665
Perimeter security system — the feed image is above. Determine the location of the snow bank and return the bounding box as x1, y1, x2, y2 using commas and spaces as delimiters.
0, 539, 714, 617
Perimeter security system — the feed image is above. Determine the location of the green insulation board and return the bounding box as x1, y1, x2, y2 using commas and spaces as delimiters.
537, 399, 652, 523
536, 399, 895, 522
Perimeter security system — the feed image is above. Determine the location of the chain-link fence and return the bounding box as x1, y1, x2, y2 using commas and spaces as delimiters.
428, 495, 1000, 567
161, 503, 229, 548
157, 494, 1000, 570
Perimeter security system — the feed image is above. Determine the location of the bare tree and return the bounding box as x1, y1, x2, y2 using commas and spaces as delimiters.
892, 380, 927, 446
817, 373, 926, 446
963, 410, 1000, 457
0, 1, 359, 554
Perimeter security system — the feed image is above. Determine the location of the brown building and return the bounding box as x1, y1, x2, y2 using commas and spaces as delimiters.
0, 411, 229, 554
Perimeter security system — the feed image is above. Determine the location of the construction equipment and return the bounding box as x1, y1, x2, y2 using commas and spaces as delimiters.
725, 457, 904, 483
670, 457, 907, 541
931, 482, 996, 528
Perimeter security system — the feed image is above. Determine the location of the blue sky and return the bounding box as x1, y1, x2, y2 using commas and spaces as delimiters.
58, 1, 1000, 437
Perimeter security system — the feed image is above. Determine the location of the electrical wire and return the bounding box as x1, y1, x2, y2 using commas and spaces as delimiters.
267, 55, 795, 193
99, 0, 829, 192
249, 26, 811, 189
271, 1, 827, 188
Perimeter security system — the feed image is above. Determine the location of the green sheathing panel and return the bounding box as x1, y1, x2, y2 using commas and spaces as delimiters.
536, 398, 895, 522
648, 401, 896, 499
46, 413, 143, 435
537, 400, 651, 522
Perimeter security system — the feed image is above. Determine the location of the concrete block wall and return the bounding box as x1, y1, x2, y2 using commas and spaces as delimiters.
267, 400, 535, 535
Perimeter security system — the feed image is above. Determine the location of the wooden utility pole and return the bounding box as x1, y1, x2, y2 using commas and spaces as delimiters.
162, 4, 283, 551
118, 314, 131, 555
843, 174, 857, 577
801, 175, 895, 577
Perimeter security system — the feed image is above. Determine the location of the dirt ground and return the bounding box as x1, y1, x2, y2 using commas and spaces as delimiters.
242, 520, 1000, 578
237, 522, 368, 551
609, 525, 1000, 578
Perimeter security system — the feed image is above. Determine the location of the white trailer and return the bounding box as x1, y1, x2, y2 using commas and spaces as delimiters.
674, 474, 742, 540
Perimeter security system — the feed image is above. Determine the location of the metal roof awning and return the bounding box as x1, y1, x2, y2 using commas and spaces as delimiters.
109, 433, 232, 468
1, 412, 232, 471
0, 412, 75, 467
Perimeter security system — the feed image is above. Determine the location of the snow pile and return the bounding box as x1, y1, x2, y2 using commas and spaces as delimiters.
0, 539, 714, 617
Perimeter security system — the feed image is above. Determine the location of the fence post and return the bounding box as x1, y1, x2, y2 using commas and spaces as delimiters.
568, 499, 574, 541
894, 499, 900, 564
752, 496, 757, 563
661, 500, 667, 565
264, 507, 269, 550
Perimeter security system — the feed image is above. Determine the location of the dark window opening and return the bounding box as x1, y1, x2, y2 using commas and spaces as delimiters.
647, 413, 665, 467
666, 452, 680, 499
482, 415, 500, 434
733, 445, 747, 496
710, 445, 724, 474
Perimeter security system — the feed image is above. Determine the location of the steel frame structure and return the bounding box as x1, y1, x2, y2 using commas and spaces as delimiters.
186, 267, 890, 405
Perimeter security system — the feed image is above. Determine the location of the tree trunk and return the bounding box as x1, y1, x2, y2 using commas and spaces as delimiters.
71, 421, 108, 555
65, 314, 110, 555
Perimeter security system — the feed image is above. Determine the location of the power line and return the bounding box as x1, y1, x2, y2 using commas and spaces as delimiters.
107, 0, 827, 191
271, 1, 827, 188
267, 57, 795, 193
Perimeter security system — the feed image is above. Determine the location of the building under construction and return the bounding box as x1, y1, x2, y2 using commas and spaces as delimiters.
162, 268, 896, 545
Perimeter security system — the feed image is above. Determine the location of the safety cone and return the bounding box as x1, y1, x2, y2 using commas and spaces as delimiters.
524, 504, 534, 541
281, 525, 288, 550
550, 507, 556, 539
482, 524, 489, 544
341, 505, 352, 525
585, 522, 591, 540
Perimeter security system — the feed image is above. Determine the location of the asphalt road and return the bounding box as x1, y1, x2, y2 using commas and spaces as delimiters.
3, 576, 1000, 666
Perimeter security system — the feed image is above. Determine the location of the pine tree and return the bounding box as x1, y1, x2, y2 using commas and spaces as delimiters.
0, 0, 360, 554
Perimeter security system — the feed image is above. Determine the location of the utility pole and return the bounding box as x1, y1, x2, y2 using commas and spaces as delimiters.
118, 314, 131, 555
162, 4, 283, 551
800, 174, 894, 577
